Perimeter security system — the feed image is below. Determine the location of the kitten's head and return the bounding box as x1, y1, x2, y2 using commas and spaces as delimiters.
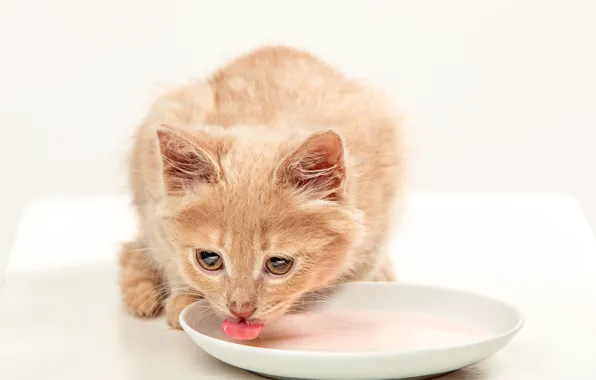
156, 124, 363, 324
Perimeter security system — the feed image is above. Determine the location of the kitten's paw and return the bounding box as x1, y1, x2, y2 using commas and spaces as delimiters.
166, 293, 201, 329
119, 241, 163, 318
122, 278, 163, 318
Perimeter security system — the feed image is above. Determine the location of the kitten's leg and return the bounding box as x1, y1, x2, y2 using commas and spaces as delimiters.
119, 241, 164, 318
165, 292, 201, 329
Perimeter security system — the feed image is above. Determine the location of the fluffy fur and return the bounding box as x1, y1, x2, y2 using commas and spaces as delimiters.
119, 46, 406, 328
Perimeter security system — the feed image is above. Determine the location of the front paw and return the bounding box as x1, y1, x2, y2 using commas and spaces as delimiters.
166, 293, 201, 329
119, 241, 163, 318
122, 277, 163, 318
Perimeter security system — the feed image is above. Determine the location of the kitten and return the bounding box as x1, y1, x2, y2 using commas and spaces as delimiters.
119, 46, 406, 331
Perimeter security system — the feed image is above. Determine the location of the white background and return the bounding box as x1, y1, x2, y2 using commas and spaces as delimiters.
1, 0, 595, 273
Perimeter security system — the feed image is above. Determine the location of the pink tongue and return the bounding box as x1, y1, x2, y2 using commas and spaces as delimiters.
222, 320, 265, 340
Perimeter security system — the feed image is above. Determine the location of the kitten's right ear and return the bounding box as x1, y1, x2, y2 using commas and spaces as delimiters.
275, 130, 347, 201
156, 125, 220, 194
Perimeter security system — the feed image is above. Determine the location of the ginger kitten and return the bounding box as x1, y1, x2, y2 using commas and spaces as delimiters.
119, 46, 405, 335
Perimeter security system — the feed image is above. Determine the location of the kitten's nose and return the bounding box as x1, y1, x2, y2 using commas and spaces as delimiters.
229, 301, 255, 319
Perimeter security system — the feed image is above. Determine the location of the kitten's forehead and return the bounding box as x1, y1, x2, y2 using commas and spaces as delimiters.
214, 138, 299, 226
186, 173, 293, 250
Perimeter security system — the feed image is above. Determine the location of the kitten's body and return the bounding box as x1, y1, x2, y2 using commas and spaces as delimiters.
120, 46, 405, 328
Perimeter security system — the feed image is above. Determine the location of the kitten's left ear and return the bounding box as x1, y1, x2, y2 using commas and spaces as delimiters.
275, 130, 347, 201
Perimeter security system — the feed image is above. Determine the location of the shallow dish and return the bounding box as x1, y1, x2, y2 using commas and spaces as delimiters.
180, 282, 523, 380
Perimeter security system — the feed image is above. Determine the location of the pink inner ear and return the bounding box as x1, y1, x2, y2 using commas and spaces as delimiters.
296, 130, 345, 170
315, 134, 343, 167
280, 131, 346, 200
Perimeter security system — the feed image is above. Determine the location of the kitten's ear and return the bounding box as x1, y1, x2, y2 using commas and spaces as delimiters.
156, 125, 220, 194
275, 130, 347, 201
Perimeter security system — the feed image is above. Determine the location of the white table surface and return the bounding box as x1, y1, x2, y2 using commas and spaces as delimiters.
1, 193, 596, 379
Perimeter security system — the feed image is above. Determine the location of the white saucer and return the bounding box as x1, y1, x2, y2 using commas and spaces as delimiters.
180, 282, 523, 380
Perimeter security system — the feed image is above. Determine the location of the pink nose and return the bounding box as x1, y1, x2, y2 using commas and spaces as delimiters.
229, 302, 255, 319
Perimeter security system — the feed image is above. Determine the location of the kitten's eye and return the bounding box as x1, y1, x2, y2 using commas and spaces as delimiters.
195, 249, 224, 271
265, 257, 293, 275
